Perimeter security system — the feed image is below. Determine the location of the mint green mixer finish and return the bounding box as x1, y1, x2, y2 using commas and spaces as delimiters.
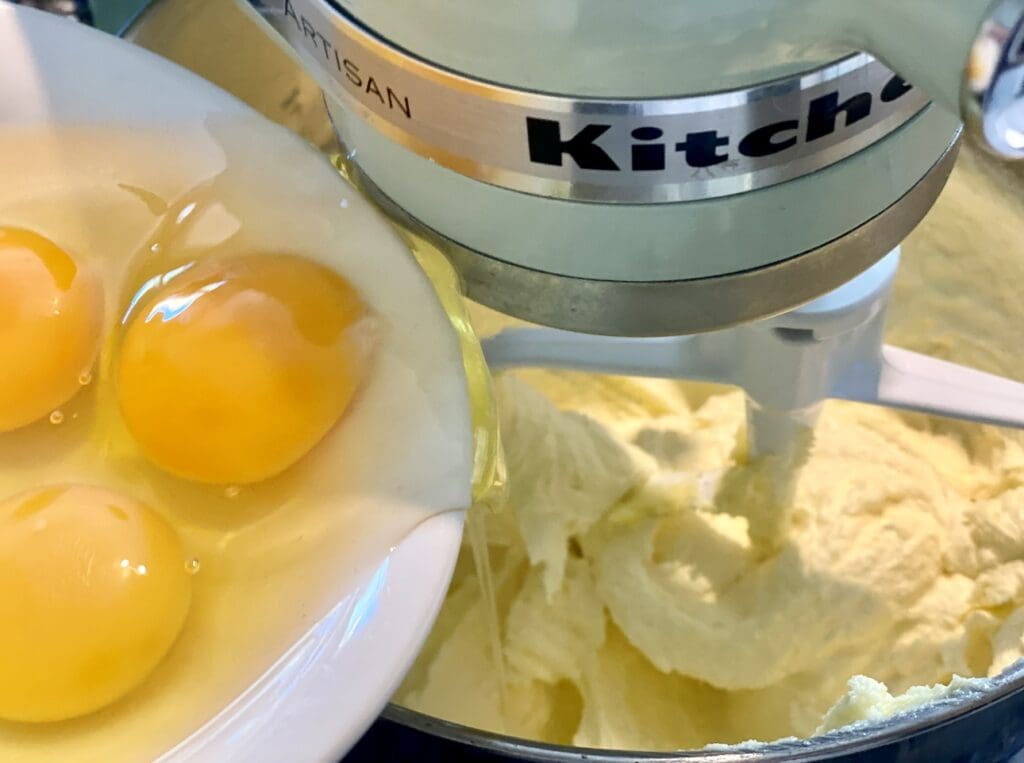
325, 104, 958, 283
243, 0, 1021, 334
333, 0, 990, 105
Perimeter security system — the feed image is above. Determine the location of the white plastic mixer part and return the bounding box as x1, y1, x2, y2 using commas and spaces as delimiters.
483, 249, 1024, 457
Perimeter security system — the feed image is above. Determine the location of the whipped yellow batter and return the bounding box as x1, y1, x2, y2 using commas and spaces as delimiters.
395, 146, 1024, 750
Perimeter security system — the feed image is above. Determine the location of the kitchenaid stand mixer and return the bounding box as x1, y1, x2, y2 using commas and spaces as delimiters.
97, 0, 1024, 759
241, 0, 1024, 454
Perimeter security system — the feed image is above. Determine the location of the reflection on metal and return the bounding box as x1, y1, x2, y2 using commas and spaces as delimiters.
12, 0, 92, 22
964, 0, 1024, 159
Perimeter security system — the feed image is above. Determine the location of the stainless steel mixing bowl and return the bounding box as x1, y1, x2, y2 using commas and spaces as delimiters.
117, 1, 1024, 760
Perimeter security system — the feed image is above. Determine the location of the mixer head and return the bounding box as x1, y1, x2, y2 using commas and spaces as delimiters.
246, 0, 1024, 336
229, 0, 1024, 456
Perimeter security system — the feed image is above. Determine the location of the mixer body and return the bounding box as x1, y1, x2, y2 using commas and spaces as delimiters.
243, 0, 1023, 335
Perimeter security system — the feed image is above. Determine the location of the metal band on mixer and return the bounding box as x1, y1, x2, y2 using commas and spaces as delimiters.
254, 0, 930, 203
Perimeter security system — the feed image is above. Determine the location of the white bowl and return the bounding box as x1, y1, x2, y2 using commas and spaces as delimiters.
0, 5, 467, 761
165, 512, 463, 763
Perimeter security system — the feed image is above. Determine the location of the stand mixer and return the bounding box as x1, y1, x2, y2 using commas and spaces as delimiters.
240, 0, 1024, 457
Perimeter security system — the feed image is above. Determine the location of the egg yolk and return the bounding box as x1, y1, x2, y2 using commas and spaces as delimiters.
0, 485, 191, 722
117, 254, 370, 485
0, 227, 103, 431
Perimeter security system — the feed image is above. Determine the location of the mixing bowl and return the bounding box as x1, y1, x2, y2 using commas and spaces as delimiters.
117, 1, 1024, 760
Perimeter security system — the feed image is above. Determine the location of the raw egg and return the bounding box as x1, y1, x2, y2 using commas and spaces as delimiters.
0, 485, 190, 723
0, 116, 471, 763
118, 254, 371, 485
0, 227, 102, 432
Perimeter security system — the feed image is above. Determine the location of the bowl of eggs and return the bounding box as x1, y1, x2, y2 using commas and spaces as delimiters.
0, 4, 491, 761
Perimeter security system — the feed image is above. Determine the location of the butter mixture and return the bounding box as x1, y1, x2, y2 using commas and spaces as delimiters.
395, 147, 1024, 749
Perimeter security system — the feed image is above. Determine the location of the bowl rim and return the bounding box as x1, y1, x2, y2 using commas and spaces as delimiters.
380, 656, 1024, 761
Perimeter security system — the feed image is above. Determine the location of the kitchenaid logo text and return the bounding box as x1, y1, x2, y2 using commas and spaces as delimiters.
526, 74, 914, 172
282, 0, 412, 119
